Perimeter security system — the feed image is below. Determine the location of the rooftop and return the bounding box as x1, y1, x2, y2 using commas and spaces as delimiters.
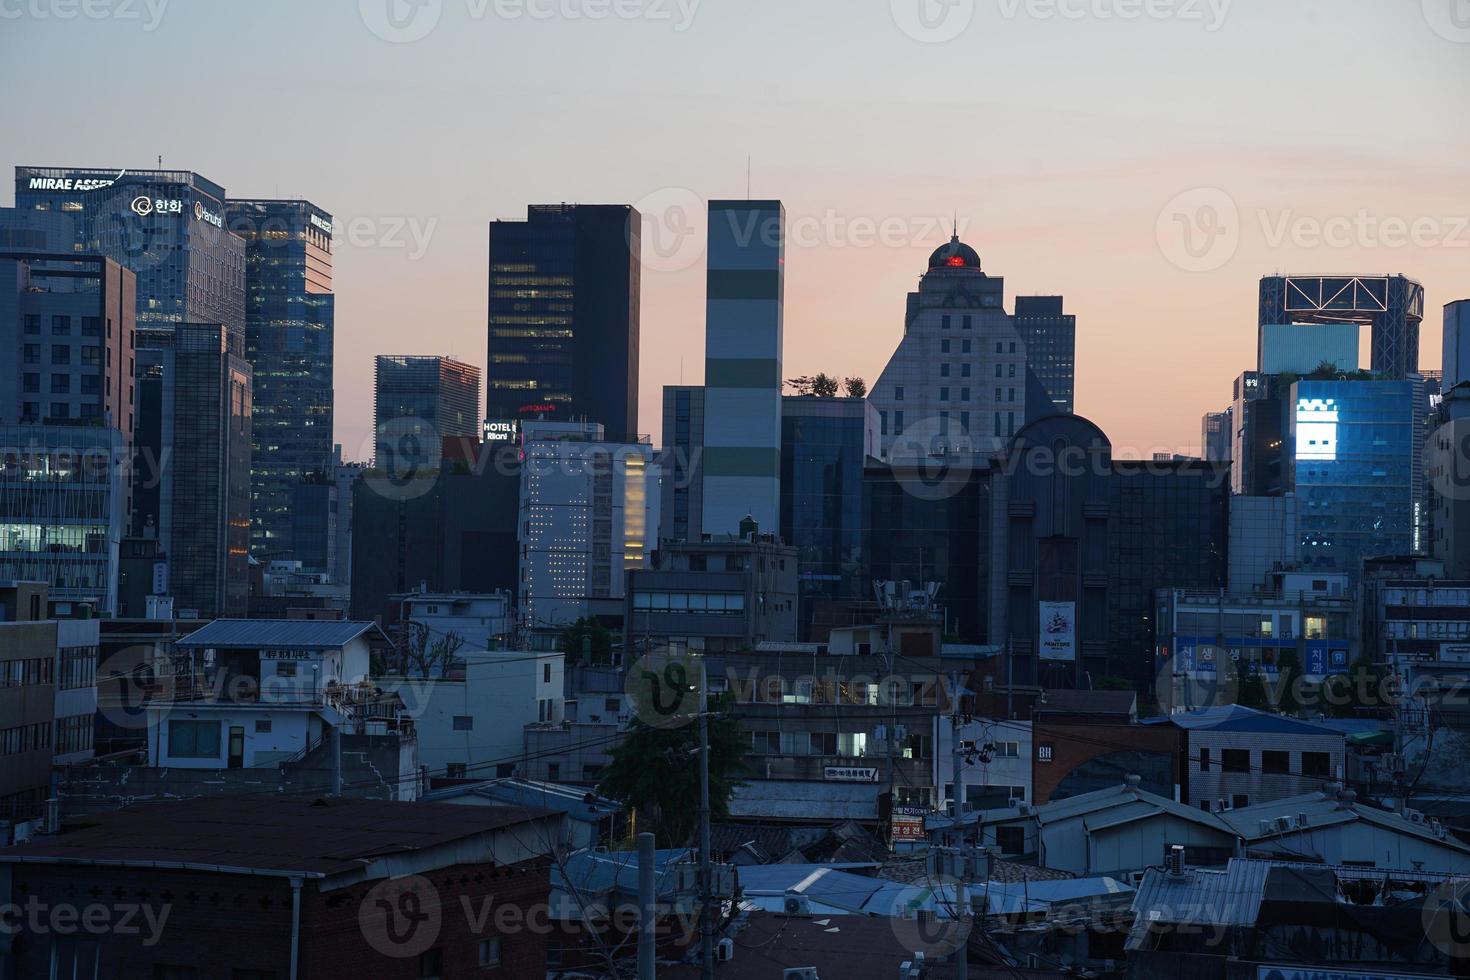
176, 619, 387, 650
0, 796, 554, 879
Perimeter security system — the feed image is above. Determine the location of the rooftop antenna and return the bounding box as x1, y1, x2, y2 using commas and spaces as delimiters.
157, 155, 162, 170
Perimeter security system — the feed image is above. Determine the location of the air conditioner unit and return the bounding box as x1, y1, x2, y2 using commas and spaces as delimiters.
783, 893, 812, 916
717, 938, 735, 962
1274, 816, 1292, 833
783, 970, 820, 980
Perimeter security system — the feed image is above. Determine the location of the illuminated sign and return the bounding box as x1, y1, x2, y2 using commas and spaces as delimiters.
193, 201, 224, 228
518, 404, 560, 416
26, 169, 126, 192
890, 806, 927, 843
482, 419, 520, 443
824, 767, 878, 783
309, 213, 334, 235
1296, 398, 1339, 461
130, 196, 183, 217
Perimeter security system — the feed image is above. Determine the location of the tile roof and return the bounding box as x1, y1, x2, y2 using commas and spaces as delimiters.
176, 619, 387, 650
0, 796, 553, 878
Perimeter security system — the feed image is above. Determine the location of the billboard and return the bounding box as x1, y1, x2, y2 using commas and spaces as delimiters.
1039, 602, 1077, 662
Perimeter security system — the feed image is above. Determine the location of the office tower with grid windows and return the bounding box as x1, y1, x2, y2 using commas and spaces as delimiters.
225, 200, 335, 566
15, 167, 245, 339
1013, 295, 1075, 415
486, 205, 640, 442
372, 355, 481, 473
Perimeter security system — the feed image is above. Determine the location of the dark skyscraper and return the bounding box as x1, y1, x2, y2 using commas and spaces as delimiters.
225, 200, 335, 564
486, 205, 640, 441
15, 167, 245, 338
133, 324, 252, 617
1013, 295, 1076, 415
373, 356, 481, 471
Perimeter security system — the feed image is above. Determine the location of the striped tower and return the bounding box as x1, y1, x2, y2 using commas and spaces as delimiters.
701, 200, 784, 537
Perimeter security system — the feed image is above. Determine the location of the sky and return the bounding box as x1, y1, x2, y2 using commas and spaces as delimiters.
3, 0, 1468, 460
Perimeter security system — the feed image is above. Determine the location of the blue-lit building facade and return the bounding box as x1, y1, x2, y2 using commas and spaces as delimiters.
780, 396, 878, 638
1289, 380, 1416, 579
226, 200, 335, 566
14, 167, 245, 338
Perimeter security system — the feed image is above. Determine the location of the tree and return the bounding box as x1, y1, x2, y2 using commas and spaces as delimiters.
843, 376, 868, 398
559, 618, 615, 667
597, 696, 749, 846
394, 623, 464, 678
786, 373, 841, 398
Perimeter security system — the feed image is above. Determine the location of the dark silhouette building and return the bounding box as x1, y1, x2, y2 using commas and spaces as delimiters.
487, 204, 641, 441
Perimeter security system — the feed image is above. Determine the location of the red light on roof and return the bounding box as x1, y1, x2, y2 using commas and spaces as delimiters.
947, 255, 967, 267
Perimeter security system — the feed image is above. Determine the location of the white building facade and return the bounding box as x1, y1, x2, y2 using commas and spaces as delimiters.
518, 421, 657, 629
869, 236, 1029, 459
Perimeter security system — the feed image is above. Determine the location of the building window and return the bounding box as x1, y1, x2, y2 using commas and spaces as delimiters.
81, 316, 102, 336
1302, 752, 1332, 778
941, 363, 951, 377
446, 763, 467, 779
962, 316, 972, 330
894, 385, 904, 402
1199, 747, 1210, 771
939, 387, 949, 402
51, 315, 70, 336
942, 340, 951, 353
961, 363, 971, 378
82, 345, 101, 366
996, 825, 1025, 855
418, 948, 443, 980
168, 721, 220, 759
254, 720, 272, 734
276, 662, 297, 677
22, 373, 38, 393
52, 346, 70, 365
962, 340, 972, 353
942, 315, 951, 330
1221, 749, 1250, 773
1262, 751, 1289, 774
1232, 794, 1250, 809
23, 314, 40, 334
478, 938, 502, 967
453, 715, 474, 731
23, 344, 39, 364
543, 663, 551, 683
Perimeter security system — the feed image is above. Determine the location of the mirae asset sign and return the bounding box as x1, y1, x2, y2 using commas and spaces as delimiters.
26, 170, 127, 192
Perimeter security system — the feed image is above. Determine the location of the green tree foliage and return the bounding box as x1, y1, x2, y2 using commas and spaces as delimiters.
559, 618, 615, 667
597, 697, 749, 846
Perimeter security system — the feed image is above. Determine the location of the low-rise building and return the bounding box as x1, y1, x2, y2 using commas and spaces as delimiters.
1164, 705, 1347, 812
381, 647, 563, 779
0, 795, 562, 979
625, 533, 798, 654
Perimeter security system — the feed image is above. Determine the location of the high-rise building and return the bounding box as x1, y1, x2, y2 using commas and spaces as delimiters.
486, 205, 640, 441
15, 167, 246, 337
372, 355, 481, 472
1201, 409, 1232, 463
1289, 379, 1417, 579
702, 200, 784, 536
1446, 300, 1470, 391
0, 244, 136, 434
225, 200, 335, 563
1259, 275, 1424, 379
659, 385, 705, 546
132, 324, 252, 617
780, 395, 878, 638
1428, 384, 1470, 578
0, 425, 130, 610
1259, 322, 1359, 375
869, 235, 1030, 459
517, 421, 656, 629
1230, 371, 1287, 497
1013, 295, 1076, 415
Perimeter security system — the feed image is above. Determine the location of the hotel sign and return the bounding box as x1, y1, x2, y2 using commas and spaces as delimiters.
483, 419, 521, 444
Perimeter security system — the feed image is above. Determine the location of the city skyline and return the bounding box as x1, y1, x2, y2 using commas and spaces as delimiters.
3, 2, 1466, 463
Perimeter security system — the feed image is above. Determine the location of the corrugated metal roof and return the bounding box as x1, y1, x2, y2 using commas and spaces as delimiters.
1163, 704, 1342, 735
728, 780, 882, 821
979, 876, 1133, 916
1037, 784, 1231, 834
176, 619, 386, 650
1127, 859, 1271, 947
554, 847, 691, 899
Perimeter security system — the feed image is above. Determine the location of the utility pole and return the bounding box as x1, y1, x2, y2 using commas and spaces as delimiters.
950, 669, 969, 980
638, 831, 656, 980
699, 660, 714, 980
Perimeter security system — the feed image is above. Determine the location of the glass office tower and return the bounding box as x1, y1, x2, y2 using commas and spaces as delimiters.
1013, 295, 1076, 415
486, 205, 641, 441
781, 396, 875, 638
1290, 380, 1416, 579
15, 167, 245, 338
225, 200, 335, 564
373, 356, 481, 473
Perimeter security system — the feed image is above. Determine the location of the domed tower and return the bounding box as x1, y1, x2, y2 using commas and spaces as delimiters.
926, 234, 983, 273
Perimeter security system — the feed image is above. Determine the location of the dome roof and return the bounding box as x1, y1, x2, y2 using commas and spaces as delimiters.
928, 235, 981, 271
